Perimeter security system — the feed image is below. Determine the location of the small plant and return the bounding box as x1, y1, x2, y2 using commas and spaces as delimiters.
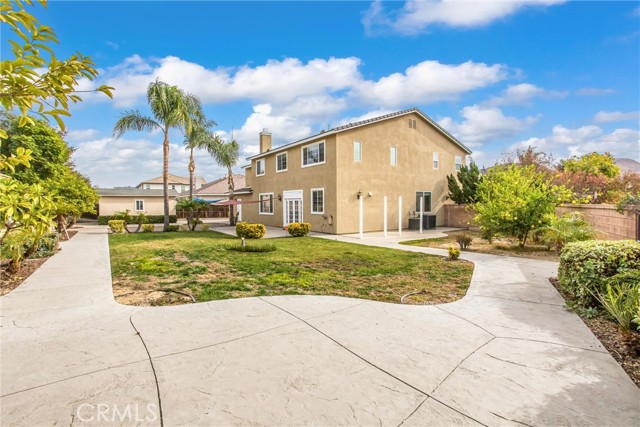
179, 225, 190, 231
287, 222, 311, 237
201, 224, 211, 232
165, 225, 180, 232
455, 233, 473, 250
235, 221, 266, 239
538, 212, 596, 254
226, 243, 276, 253
113, 210, 148, 233
448, 245, 460, 260
142, 224, 155, 233
108, 220, 125, 234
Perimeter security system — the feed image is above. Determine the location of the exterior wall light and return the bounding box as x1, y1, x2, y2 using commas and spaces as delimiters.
357, 189, 362, 199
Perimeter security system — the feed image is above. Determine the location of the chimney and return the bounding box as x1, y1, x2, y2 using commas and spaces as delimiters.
259, 128, 272, 153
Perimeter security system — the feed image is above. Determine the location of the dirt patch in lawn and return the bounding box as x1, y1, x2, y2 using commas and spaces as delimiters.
0, 230, 79, 296
402, 229, 559, 261
550, 278, 640, 387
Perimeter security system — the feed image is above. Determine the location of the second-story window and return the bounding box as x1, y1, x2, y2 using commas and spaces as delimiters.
433, 152, 439, 169
390, 146, 397, 166
256, 159, 265, 176
455, 155, 462, 171
276, 152, 288, 172
354, 141, 362, 162
302, 141, 325, 167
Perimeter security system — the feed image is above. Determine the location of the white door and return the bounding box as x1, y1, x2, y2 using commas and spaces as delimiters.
236, 199, 242, 222
282, 190, 303, 226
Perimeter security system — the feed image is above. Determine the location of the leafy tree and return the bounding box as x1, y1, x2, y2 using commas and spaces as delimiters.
176, 198, 210, 231
560, 152, 620, 179
502, 146, 556, 175
203, 138, 240, 225
113, 80, 205, 231
447, 162, 483, 204
0, 0, 113, 137
49, 170, 98, 232
112, 210, 148, 233
473, 165, 571, 247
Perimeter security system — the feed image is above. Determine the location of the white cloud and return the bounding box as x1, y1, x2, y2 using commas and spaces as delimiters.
593, 111, 640, 123
438, 105, 539, 146
575, 87, 616, 96
336, 109, 395, 127
509, 125, 640, 160
352, 60, 508, 107
485, 83, 567, 106
72, 136, 228, 188
66, 128, 100, 142
363, 0, 564, 35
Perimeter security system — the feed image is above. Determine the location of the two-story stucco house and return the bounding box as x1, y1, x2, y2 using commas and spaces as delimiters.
241, 108, 472, 234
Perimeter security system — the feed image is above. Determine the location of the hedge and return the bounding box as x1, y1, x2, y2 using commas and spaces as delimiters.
107, 220, 126, 234
98, 215, 177, 225
236, 222, 266, 239
558, 240, 640, 306
287, 222, 311, 237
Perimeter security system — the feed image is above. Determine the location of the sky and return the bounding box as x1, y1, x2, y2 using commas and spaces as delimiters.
5, 0, 640, 187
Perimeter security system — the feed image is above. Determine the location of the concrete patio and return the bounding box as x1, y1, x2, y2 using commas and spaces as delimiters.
1, 225, 638, 426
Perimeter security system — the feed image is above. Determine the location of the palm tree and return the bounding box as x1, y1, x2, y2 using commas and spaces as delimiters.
113, 80, 204, 231
184, 119, 216, 200
204, 137, 239, 225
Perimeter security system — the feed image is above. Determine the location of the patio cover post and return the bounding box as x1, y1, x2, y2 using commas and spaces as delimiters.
398, 196, 402, 236
359, 195, 364, 240
419, 196, 424, 234
383, 196, 388, 238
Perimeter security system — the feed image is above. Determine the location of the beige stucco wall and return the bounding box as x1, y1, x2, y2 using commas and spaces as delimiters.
98, 196, 177, 216
243, 135, 338, 232
334, 113, 468, 233
243, 112, 469, 234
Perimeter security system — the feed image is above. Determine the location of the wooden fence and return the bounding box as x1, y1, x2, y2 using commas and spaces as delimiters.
443, 203, 639, 241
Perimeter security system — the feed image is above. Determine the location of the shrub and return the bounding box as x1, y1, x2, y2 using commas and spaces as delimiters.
538, 212, 596, 253
165, 225, 180, 232
98, 215, 177, 225
201, 224, 211, 232
559, 240, 640, 306
108, 220, 125, 234
287, 222, 311, 237
30, 232, 59, 258
142, 224, 155, 233
448, 245, 460, 260
595, 279, 640, 334
235, 222, 266, 239
226, 243, 276, 253
455, 233, 473, 250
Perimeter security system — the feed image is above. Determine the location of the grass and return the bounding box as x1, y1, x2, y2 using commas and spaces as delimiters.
109, 231, 473, 306
401, 230, 559, 261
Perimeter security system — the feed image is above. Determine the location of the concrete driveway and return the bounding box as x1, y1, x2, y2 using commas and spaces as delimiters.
1, 226, 638, 426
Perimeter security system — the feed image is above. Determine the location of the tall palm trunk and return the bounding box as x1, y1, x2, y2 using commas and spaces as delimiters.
162, 129, 170, 231
188, 147, 195, 200
227, 167, 235, 225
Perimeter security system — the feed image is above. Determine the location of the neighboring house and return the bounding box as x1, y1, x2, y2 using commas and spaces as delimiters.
188, 174, 248, 200
136, 174, 206, 193
97, 188, 179, 216
242, 107, 472, 234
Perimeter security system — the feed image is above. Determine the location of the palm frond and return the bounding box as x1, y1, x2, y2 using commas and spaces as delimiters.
112, 111, 161, 139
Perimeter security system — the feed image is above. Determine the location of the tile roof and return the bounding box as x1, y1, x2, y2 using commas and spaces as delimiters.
137, 174, 206, 186
189, 174, 246, 196
97, 188, 181, 197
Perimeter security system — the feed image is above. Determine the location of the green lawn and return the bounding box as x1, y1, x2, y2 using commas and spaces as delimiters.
109, 231, 473, 306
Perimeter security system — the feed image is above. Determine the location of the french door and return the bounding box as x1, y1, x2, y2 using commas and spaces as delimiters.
282, 190, 303, 226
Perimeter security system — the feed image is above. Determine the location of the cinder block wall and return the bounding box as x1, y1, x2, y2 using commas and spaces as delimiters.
443, 204, 476, 228
556, 204, 637, 241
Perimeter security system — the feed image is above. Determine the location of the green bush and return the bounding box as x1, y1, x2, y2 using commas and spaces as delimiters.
201, 224, 211, 232
165, 225, 180, 232
455, 233, 473, 250
559, 240, 640, 306
287, 222, 311, 237
226, 243, 276, 253
448, 245, 461, 260
108, 220, 125, 234
596, 278, 640, 333
141, 224, 155, 233
30, 232, 58, 258
98, 215, 177, 225
538, 212, 596, 253
235, 221, 266, 239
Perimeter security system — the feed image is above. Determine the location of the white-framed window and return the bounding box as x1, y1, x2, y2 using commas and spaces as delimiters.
144, 184, 150, 189
134, 200, 144, 212
311, 188, 324, 215
301, 141, 325, 167
433, 152, 439, 169
276, 152, 288, 173
256, 159, 265, 176
455, 155, 462, 171
171, 184, 176, 190
390, 146, 397, 166
259, 193, 274, 215
354, 141, 362, 162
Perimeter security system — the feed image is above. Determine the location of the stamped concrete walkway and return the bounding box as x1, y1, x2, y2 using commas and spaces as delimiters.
1, 226, 638, 426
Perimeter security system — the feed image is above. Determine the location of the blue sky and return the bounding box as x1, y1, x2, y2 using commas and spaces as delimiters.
8, 1, 640, 187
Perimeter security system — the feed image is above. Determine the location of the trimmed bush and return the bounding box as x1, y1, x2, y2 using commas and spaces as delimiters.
559, 240, 640, 306
455, 233, 473, 250
236, 222, 266, 239
165, 225, 180, 232
98, 215, 177, 225
226, 243, 276, 253
448, 245, 461, 260
142, 224, 155, 233
287, 222, 311, 237
108, 220, 125, 234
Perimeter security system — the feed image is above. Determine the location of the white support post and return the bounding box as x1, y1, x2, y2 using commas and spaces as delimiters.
419, 196, 424, 234
359, 196, 364, 240
398, 196, 402, 236
383, 196, 388, 238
